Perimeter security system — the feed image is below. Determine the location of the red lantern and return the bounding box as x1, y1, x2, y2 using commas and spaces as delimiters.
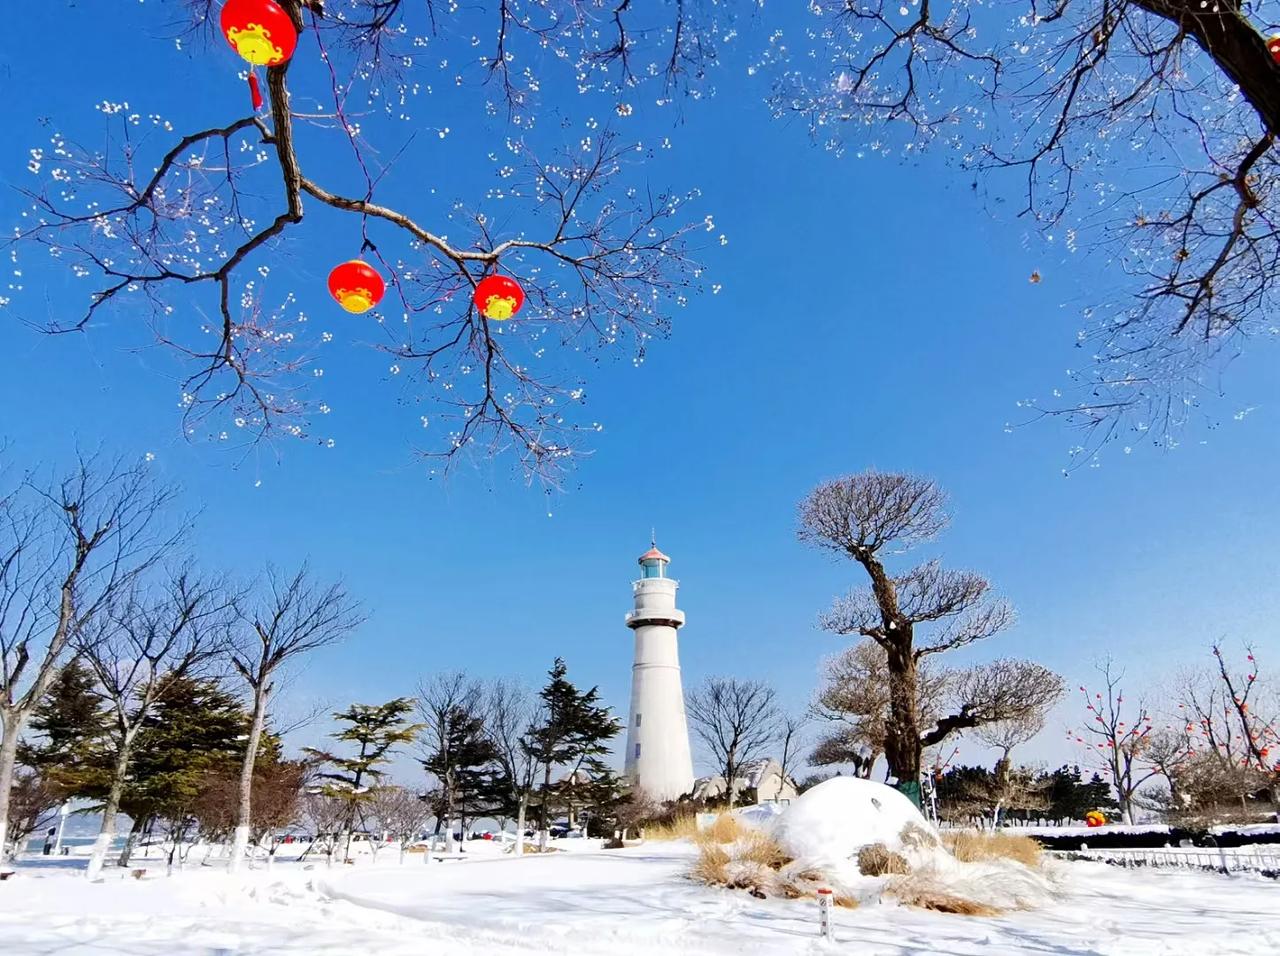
1270, 36, 1280, 66
220, 0, 299, 111
473, 274, 525, 321
328, 260, 386, 314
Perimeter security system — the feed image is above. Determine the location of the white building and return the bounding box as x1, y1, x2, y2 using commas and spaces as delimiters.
622, 542, 695, 802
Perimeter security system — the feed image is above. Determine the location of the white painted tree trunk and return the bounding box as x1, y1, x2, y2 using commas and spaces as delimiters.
86, 736, 135, 880
229, 683, 269, 873
514, 800, 527, 856
0, 711, 24, 865
85, 831, 114, 881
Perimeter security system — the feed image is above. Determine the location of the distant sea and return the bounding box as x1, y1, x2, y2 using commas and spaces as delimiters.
22, 810, 129, 855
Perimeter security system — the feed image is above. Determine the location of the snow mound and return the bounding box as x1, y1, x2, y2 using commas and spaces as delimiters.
757, 777, 1057, 913
770, 777, 937, 867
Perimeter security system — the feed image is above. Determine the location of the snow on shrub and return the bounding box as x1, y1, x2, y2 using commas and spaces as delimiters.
771, 776, 938, 867
689, 777, 1058, 915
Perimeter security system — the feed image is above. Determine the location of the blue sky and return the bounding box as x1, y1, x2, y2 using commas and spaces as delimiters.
2, 2, 1279, 778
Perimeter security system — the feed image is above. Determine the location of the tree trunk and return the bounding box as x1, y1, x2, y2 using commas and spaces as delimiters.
1134, 0, 1280, 137
444, 774, 456, 854
229, 681, 268, 873
117, 816, 145, 867
0, 714, 21, 865
87, 735, 135, 880
514, 795, 527, 856
538, 762, 553, 850
883, 638, 923, 783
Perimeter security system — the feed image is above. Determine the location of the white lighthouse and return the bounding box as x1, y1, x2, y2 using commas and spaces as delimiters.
623, 541, 695, 802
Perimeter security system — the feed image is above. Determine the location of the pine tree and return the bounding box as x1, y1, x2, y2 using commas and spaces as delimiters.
92, 675, 263, 866
1081, 771, 1119, 816
522, 659, 621, 847
16, 661, 111, 802
421, 705, 499, 843
1042, 765, 1118, 822
305, 698, 422, 862
119, 675, 255, 856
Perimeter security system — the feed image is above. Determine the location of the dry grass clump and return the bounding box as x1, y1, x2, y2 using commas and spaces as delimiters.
692, 829, 861, 907
692, 830, 792, 897
886, 876, 1000, 916
642, 813, 701, 842
734, 829, 789, 868
692, 813, 745, 847
857, 843, 909, 876
647, 811, 746, 844
777, 862, 860, 909
943, 830, 1042, 868
691, 821, 1035, 918
691, 843, 731, 885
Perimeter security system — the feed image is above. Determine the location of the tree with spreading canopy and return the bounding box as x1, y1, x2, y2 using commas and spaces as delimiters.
799, 470, 1063, 787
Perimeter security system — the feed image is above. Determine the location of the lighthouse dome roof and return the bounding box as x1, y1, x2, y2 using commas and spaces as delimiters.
638, 545, 670, 564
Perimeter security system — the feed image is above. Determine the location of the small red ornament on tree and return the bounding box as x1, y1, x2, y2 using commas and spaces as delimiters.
220, 0, 299, 112
328, 260, 386, 314
1269, 36, 1280, 65
473, 274, 525, 321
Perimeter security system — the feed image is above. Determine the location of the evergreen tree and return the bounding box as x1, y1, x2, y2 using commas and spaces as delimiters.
1082, 771, 1119, 815
16, 661, 111, 802
120, 676, 254, 844
421, 704, 499, 841
522, 659, 621, 846
19, 670, 276, 865
305, 698, 422, 862
70, 675, 264, 865
1042, 765, 1118, 822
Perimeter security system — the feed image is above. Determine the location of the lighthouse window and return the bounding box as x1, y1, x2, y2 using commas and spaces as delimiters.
634, 743, 641, 759
635, 713, 642, 727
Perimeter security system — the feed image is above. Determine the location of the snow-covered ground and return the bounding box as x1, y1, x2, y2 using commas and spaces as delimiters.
0, 840, 1276, 955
